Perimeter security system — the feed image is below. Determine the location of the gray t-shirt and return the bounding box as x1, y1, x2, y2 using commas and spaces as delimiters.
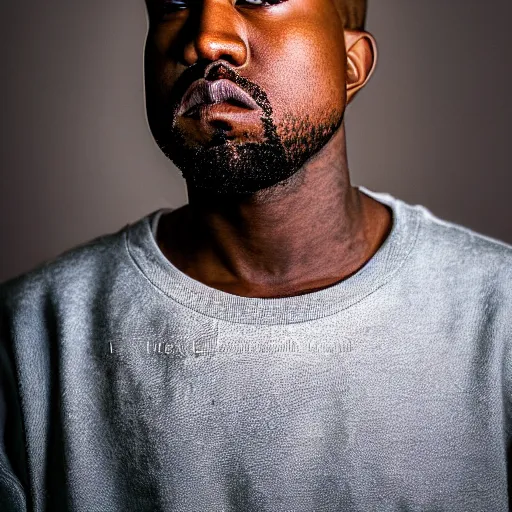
1, 186, 511, 512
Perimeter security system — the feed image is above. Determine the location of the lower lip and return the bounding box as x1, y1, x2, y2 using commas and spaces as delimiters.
183, 102, 259, 119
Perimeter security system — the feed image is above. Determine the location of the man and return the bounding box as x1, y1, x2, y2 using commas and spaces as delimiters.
0, 0, 510, 510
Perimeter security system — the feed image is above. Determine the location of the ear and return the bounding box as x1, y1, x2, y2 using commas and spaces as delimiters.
344, 30, 377, 105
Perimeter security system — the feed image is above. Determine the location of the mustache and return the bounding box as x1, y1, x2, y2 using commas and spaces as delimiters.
167, 60, 273, 125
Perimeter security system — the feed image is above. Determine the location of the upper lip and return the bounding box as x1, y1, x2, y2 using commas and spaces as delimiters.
178, 78, 260, 116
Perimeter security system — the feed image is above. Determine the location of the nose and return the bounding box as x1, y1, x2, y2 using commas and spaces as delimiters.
182, 0, 249, 68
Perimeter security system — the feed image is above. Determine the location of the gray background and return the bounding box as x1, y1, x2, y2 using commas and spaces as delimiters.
1, 0, 511, 282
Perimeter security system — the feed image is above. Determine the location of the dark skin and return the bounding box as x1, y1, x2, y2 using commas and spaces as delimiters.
145, 0, 392, 298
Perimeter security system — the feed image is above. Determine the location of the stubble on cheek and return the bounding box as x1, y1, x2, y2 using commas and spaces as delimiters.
276, 107, 345, 162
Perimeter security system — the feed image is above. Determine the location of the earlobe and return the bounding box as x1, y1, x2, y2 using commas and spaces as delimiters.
344, 30, 378, 104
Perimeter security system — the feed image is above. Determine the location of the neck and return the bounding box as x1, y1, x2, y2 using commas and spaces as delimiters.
158, 123, 391, 298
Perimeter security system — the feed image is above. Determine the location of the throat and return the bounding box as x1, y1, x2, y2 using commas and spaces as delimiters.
155, 189, 393, 300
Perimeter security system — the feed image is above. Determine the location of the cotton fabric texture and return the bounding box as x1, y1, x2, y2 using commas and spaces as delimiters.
1, 186, 511, 511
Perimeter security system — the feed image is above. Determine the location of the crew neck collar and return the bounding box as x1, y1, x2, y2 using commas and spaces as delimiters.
125, 186, 420, 325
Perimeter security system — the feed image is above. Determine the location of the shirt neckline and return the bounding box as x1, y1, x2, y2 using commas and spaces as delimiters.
125, 186, 421, 325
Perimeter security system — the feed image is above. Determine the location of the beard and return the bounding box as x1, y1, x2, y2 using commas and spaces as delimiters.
146, 61, 344, 198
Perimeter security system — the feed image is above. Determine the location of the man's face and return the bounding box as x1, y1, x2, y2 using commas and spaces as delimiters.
145, 0, 348, 196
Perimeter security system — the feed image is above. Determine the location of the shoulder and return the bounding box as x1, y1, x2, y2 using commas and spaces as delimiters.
392, 196, 512, 310
411, 202, 512, 277
362, 187, 512, 299
0, 221, 133, 316
362, 185, 512, 274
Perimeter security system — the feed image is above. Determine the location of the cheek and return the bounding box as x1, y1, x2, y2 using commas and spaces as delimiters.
145, 23, 187, 87
249, 12, 347, 124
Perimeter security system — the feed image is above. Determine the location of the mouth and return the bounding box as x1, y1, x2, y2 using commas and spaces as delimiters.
177, 78, 260, 118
